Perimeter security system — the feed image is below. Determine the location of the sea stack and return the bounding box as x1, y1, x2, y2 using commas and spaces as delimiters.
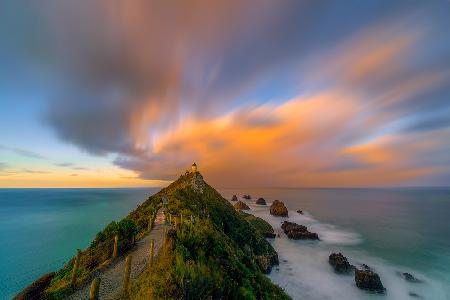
256, 198, 266, 205
355, 269, 385, 293
270, 200, 288, 217
281, 221, 319, 240
234, 201, 250, 210
329, 253, 354, 274
231, 195, 238, 201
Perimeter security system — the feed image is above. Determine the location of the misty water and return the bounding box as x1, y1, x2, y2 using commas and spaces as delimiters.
1, 187, 449, 299
222, 188, 450, 300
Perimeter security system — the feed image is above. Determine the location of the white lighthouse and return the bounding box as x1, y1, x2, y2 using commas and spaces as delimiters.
191, 162, 198, 173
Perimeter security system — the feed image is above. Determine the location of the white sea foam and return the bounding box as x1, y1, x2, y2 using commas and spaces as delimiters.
245, 201, 450, 300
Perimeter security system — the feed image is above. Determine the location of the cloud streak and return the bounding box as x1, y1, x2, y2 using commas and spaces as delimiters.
2, 1, 450, 187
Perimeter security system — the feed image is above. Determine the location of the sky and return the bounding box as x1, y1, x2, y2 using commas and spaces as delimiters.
1, 0, 450, 188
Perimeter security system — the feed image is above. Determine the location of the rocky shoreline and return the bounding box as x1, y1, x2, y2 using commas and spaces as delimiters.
231, 194, 427, 299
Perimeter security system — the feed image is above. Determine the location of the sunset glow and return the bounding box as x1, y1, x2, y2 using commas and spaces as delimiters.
1, 1, 450, 187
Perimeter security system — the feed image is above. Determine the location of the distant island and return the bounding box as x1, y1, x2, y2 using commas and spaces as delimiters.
16, 165, 290, 299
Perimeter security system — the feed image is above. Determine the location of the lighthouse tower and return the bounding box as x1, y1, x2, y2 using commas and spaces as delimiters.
191, 162, 198, 173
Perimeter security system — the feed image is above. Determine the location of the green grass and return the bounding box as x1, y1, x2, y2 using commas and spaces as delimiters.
240, 212, 276, 238
131, 172, 290, 299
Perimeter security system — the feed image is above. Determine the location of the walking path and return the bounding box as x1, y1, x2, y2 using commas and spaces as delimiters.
67, 210, 167, 300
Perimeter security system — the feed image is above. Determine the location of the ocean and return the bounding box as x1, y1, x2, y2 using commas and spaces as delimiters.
1, 187, 449, 299
0, 188, 158, 299
221, 188, 450, 300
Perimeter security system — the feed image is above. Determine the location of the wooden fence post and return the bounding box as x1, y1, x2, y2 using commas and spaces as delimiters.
112, 235, 119, 258
71, 249, 81, 287
89, 278, 100, 300
123, 255, 132, 296
148, 215, 153, 231
149, 239, 155, 266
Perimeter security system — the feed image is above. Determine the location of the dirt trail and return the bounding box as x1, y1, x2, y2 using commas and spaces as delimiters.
67, 211, 167, 300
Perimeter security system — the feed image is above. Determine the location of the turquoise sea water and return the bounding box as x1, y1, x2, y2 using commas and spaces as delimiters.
1, 187, 449, 299
0, 188, 157, 299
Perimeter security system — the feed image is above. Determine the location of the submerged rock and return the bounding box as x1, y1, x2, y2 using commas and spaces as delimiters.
256, 198, 267, 205
231, 195, 238, 201
270, 200, 289, 217
243, 194, 252, 200
355, 268, 385, 293
234, 201, 250, 210
296, 209, 303, 214
281, 221, 319, 240
408, 292, 423, 298
329, 253, 354, 274
397, 271, 423, 283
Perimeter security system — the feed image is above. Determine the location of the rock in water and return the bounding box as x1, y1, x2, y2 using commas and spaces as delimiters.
355, 269, 385, 293
256, 198, 266, 205
243, 194, 252, 200
329, 253, 354, 274
270, 200, 289, 217
281, 221, 319, 240
296, 209, 303, 214
397, 271, 423, 283
234, 201, 250, 210
231, 195, 238, 201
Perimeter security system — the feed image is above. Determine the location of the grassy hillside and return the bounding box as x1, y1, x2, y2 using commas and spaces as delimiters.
131, 171, 289, 299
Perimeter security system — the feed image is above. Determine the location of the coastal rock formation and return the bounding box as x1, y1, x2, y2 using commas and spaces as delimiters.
270, 200, 289, 217
14, 272, 55, 300
191, 171, 205, 193
355, 269, 385, 293
234, 201, 250, 210
296, 209, 303, 214
256, 198, 266, 205
243, 195, 252, 200
329, 253, 354, 274
281, 221, 319, 240
231, 195, 238, 201
255, 252, 279, 273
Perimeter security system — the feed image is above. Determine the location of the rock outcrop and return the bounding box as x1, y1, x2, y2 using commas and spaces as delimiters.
281, 221, 319, 240
191, 171, 205, 193
329, 253, 354, 274
231, 195, 238, 201
355, 269, 385, 293
256, 198, 266, 205
243, 195, 251, 200
234, 201, 250, 210
270, 200, 289, 217
296, 210, 303, 214
255, 252, 279, 273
